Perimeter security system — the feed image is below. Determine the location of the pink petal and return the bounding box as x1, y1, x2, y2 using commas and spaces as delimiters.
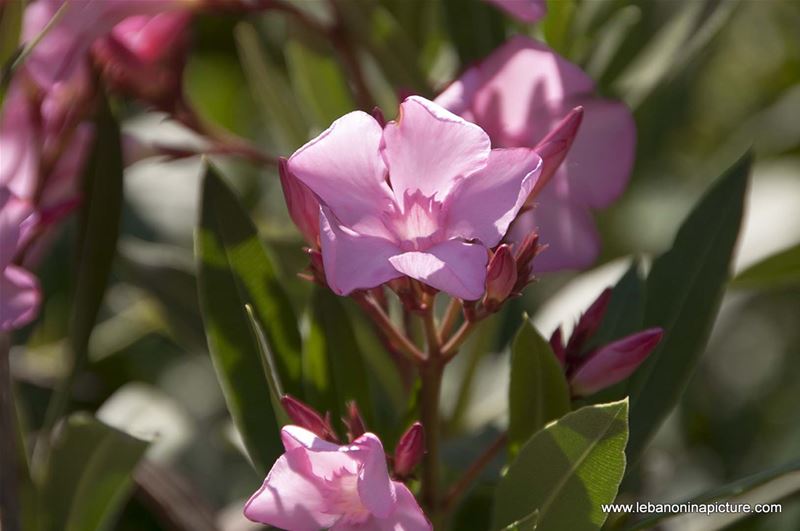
484, 0, 547, 23
0, 189, 35, 269
382, 96, 490, 203
375, 483, 432, 531
557, 98, 636, 208
281, 425, 341, 453
0, 265, 41, 331
288, 111, 395, 236
389, 239, 488, 300
320, 208, 402, 296
446, 148, 541, 247
349, 433, 396, 518
509, 194, 600, 272
243, 451, 340, 531
109, 12, 192, 64
279, 158, 321, 246
0, 82, 40, 199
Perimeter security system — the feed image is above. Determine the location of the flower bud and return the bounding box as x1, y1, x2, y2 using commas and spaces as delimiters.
279, 157, 321, 247
530, 106, 583, 199
343, 401, 367, 441
484, 244, 516, 311
393, 422, 425, 478
513, 231, 544, 292
565, 288, 612, 358
569, 328, 663, 397
280, 395, 338, 442
549, 327, 566, 367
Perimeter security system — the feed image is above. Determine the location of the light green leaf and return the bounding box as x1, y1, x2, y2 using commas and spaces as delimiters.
195, 163, 302, 470
304, 288, 373, 426
492, 400, 629, 531
244, 304, 290, 427
625, 458, 800, 531
508, 319, 570, 457
501, 510, 539, 531
285, 23, 356, 127
626, 152, 751, 463
38, 413, 149, 531
731, 243, 800, 290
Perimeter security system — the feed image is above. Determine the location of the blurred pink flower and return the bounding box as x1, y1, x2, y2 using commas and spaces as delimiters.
436, 36, 636, 272
0, 188, 41, 331
485, 0, 546, 23
244, 425, 431, 531
569, 328, 663, 397
21, 0, 196, 88
287, 96, 542, 300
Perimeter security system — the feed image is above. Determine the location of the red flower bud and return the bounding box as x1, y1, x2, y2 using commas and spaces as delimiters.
569, 328, 663, 397
513, 231, 544, 292
279, 157, 321, 247
484, 244, 516, 311
565, 288, 612, 358
549, 327, 566, 367
280, 395, 338, 442
393, 422, 425, 478
343, 401, 367, 441
530, 106, 584, 199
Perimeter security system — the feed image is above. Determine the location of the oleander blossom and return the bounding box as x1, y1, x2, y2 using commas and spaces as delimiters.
435, 36, 636, 272
244, 426, 431, 531
286, 96, 543, 300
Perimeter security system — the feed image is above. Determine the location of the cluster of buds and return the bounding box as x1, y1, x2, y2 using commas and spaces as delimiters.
550, 289, 664, 398
280, 395, 426, 479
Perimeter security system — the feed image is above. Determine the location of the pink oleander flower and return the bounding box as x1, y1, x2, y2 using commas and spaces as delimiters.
286, 96, 542, 300
485, 0, 546, 23
21, 0, 197, 89
0, 188, 41, 331
244, 426, 431, 531
436, 36, 636, 272
92, 11, 192, 109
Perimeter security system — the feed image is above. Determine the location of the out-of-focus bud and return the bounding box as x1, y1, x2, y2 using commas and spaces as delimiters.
565, 288, 612, 358
343, 401, 367, 442
513, 231, 544, 292
549, 328, 566, 367
92, 12, 192, 111
484, 244, 516, 311
371, 106, 386, 127
279, 157, 321, 247
530, 106, 583, 199
280, 395, 338, 442
300, 248, 326, 286
393, 422, 425, 478
569, 328, 663, 397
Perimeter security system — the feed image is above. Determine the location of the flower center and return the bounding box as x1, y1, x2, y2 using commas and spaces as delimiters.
324, 472, 371, 525
384, 190, 446, 251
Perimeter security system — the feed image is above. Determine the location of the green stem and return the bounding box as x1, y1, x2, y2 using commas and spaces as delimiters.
419, 360, 444, 526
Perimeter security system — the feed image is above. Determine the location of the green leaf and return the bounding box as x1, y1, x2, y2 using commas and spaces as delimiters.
195, 163, 302, 470
542, 0, 577, 55
0, 0, 23, 72
303, 287, 373, 426
244, 304, 290, 427
285, 23, 356, 127
625, 457, 800, 531
492, 400, 629, 531
508, 319, 570, 457
626, 152, 751, 463
441, 0, 506, 65
234, 22, 309, 152
731, 243, 800, 290
38, 413, 149, 531
38, 96, 124, 436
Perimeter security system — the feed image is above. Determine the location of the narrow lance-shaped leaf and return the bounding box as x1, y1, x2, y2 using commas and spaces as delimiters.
244, 303, 290, 427
626, 152, 751, 463
731, 242, 800, 290
38, 413, 149, 531
195, 164, 302, 471
508, 318, 570, 457
39, 95, 124, 436
501, 510, 539, 531
303, 287, 373, 427
492, 399, 629, 531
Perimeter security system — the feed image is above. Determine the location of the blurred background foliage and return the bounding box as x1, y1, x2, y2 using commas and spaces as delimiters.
9, 0, 800, 529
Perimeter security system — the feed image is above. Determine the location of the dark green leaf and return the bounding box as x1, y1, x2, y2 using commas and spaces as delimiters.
731, 243, 800, 290
38, 413, 148, 531
441, 0, 506, 65
625, 457, 800, 530
304, 287, 373, 426
626, 152, 751, 463
195, 164, 302, 470
0, 0, 23, 73
244, 304, 290, 426
501, 510, 539, 531
508, 319, 570, 457
492, 400, 629, 531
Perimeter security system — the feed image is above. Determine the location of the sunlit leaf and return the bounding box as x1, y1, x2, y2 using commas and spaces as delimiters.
492, 400, 629, 531
731, 243, 800, 290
